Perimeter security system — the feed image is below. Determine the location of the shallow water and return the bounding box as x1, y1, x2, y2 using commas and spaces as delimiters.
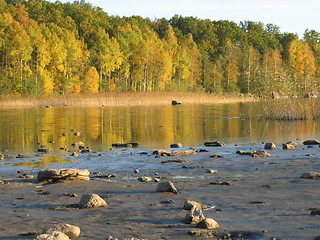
1, 102, 320, 174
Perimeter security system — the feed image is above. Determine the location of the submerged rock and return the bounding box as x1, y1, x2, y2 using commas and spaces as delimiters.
283, 143, 295, 150
252, 150, 271, 157
78, 193, 108, 208
156, 181, 178, 194
153, 149, 196, 157
38, 146, 53, 153
170, 143, 183, 148
301, 172, 320, 180
264, 143, 277, 150
204, 141, 225, 147
34, 231, 70, 240
112, 142, 139, 148
37, 169, 90, 182
236, 150, 253, 155
311, 209, 320, 215
42, 223, 80, 239
171, 100, 181, 105
303, 139, 320, 145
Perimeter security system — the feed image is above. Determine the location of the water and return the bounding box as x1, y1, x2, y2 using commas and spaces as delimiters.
0, 102, 320, 174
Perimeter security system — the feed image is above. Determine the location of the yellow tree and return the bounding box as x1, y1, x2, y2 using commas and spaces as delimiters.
224, 39, 240, 92
85, 66, 99, 93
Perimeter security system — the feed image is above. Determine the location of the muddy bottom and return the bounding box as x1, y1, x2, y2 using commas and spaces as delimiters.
0, 144, 319, 239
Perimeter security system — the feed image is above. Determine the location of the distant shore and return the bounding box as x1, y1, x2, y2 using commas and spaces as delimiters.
0, 92, 257, 108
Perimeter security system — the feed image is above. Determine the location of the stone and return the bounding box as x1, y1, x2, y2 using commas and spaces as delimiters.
42, 223, 80, 239
185, 206, 205, 224
71, 142, 85, 148
303, 139, 320, 145
188, 230, 218, 238
286, 141, 299, 147
78, 193, 108, 208
206, 170, 218, 174
311, 209, 320, 215
170, 143, 183, 148
196, 218, 220, 229
112, 142, 139, 148
204, 141, 225, 147
38, 146, 53, 153
282, 143, 295, 150
161, 159, 188, 164
34, 231, 70, 240
70, 152, 78, 157
156, 181, 178, 194
251, 150, 271, 157
74, 132, 81, 136
171, 100, 181, 105
0, 153, 4, 161
236, 150, 253, 155
37, 169, 90, 182
153, 149, 196, 157
209, 154, 223, 158
138, 177, 152, 182
183, 200, 207, 210
264, 143, 277, 150
301, 172, 320, 180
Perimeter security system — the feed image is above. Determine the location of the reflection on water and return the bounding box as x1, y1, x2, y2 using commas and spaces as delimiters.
0, 102, 320, 154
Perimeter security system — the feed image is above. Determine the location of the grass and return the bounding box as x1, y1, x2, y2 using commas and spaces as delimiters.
261, 98, 320, 120
0, 92, 256, 107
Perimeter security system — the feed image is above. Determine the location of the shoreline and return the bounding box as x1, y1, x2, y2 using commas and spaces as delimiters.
0, 143, 319, 239
0, 92, 257, 108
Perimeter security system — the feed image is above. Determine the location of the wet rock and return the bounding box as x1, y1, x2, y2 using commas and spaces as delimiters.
134, 169, 140, 173
264, 143, 277, 150
71, 142, 85, 148
37, 169, 90, 182
38, 146, 53, 153
252, 150, 271, 157
183, 200, 208, 210
301, 172, 320, 180
171, 100, 181, 105
182, 165, 204, 169
204, 141, 225, 147
156, 181, 178, 194
161, 159, 188, 164
138, 177, 152, 182
0, 153, 4, 161
62, 133, 67, 137
303, 139, 320, 145
198, 149, 209, 152
206, 169, 218, 174
112, 142, 139, 148
34, 231, 70, 240
153, 149, 196, 157
42, 223, 80, 239
286, 141, 299, 147
70, 152, 78, 157
209, 181, 231, 186
74, 132, 81, 136
78, 193, 108, 208
188, 230, 218, 238
170, 143, 183, 148
185, 206, 205, 224
236, 150, 253, 155
283, 143, 295, 150
209, 154, 223, 158
196, 218, 219, 229
311, 209, 320, 215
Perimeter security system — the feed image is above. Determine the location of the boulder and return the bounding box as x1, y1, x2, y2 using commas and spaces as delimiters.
303, 139, 320, 145
282, 143, 295, 150
311, 209, 320, 215
183, 200, 207, 210
156, 181, 178, 194
170, 143, 183, 148
185, 206, 205, 224
264, 143, 277, 150
42, 223, 80, 239
204, 141, 225, 147
286, 141, 299, 147
37, 169, 90, 182
196, 218, 220, 229
251, 150, 271, 157
138, 177, 153, 182
300, 172, 320, 180
34, 231, 70, 240
153, 149, 196, 157
78, 193, 108, 208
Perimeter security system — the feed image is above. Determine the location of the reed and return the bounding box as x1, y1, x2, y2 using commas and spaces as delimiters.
261, 98, 320, 120
0, 92, 255, 107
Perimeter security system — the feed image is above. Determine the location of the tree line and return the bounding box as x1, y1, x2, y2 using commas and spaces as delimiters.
0, 0, 319, 96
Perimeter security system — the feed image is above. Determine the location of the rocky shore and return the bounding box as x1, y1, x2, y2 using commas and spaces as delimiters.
0, 141, 319, 239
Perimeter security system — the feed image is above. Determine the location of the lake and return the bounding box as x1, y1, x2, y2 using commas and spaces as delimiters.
0, 102, 319, 173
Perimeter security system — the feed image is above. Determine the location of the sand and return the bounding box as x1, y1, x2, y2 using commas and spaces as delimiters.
0, 143, 319, 240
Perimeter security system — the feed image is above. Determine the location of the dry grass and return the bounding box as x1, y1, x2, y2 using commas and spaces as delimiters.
0, 92, 256, 107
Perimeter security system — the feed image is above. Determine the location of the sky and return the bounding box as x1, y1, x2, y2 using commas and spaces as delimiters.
55, 0, 320, 38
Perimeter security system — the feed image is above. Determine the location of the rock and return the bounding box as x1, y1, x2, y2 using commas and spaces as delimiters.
183, 200, 207, 210
209, 154, 223, 158
70, 152, 78, 157
304, 92, 317, 98
311, 209, 320, 215
301, 172, 320, 180
209, 181, 231, 186
264, 143, 277, 150
153, 149, 196, 157
0, 153, 4, 161
38, 146, 53, 153
206, 170, 218, 174
78, 193, 108, 208
161, 159, 188, 164
156, 181, 178, 194
185, 206, 205, 224
37, 169, 90, 182
71, 142, 85, 148
204, 141, 225, 147
171, 100, 181, 105
42, 223, 80, 239
236, 150, 253, 155
271, 91, 280, 99
74, 132, 81, 136
138, 177, 152, 182
198, 149, 209, 152
303, 139, 320, 145
251, 150, 271, 157
282, 143, 295, 150
170, 143, 183, 148
196, 218, 220, 229
34, 231, 70, 240
286, 141, 299, 147
112, 142, 139, 148
134, 169, 140, 173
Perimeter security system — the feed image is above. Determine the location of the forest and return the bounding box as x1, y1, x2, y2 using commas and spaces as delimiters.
0, 0, 319, 97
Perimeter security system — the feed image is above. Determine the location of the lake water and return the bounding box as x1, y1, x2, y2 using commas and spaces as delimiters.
0, 102, 320, 174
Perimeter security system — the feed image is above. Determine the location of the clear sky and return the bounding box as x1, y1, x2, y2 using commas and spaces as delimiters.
56, 0, 320, 38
